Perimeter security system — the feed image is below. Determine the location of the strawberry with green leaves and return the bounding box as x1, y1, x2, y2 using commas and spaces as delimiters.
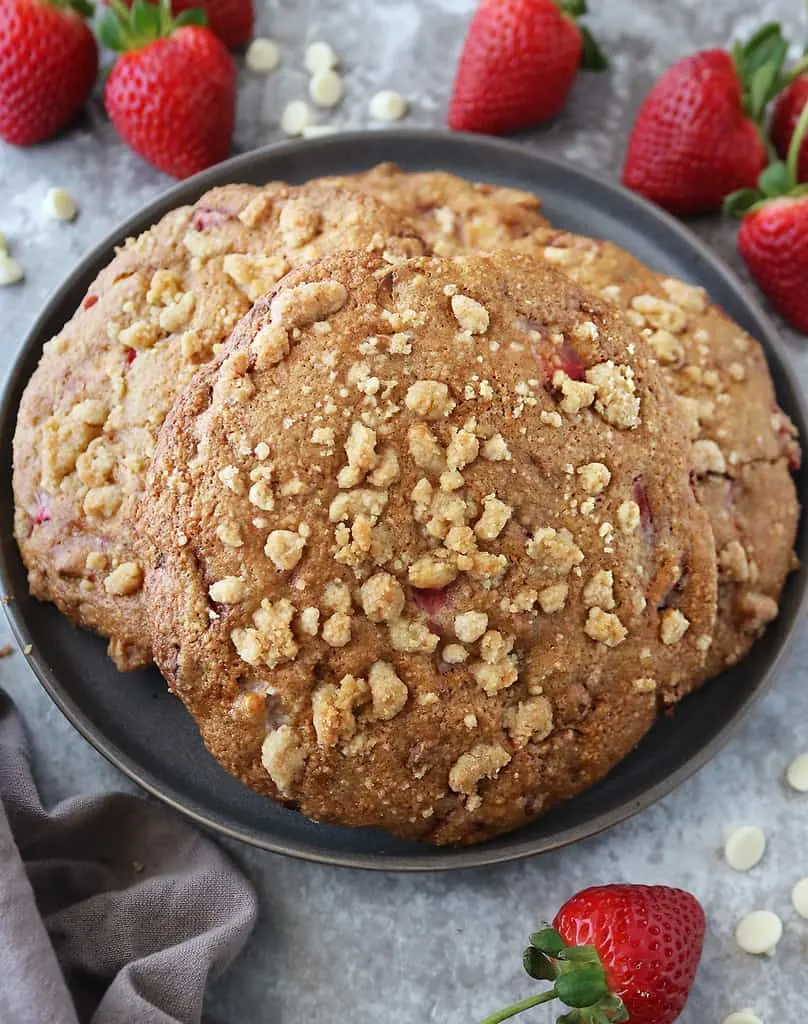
0, 0, 98, 145
112, 0, 254, 50
480, 884, 706, 1024
623, 24, 789, 215
448, 0, 606, 137
100, 0, 236, 179
726, 101, 808, 334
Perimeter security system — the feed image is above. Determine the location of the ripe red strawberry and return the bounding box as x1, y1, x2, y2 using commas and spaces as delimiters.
113, 0, 253, 49
623, 25, 789, 215
0, 0, 98, 146
448, 0, 606, 136
771, 73, 808, 183
738, 197, 808, 332
727, 103, 808, 333
480, 883, 705, 1024
100, 0, 236, 179
553, 885, 705, 1024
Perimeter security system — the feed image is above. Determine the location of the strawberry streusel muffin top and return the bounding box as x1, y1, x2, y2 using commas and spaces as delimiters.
139, 249, 717, 844
324, 162, 549, 255
513, 227, 801, 676
12, 181, 425, 670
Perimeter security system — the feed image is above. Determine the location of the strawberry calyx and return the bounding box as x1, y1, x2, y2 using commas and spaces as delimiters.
725, 97, 808, 216
98, 0, 206, 51
556, 0, 608, 71
479, 927, 628, 1024
732, 21, 790, 124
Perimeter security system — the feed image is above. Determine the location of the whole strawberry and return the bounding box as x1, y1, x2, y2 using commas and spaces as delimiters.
726, 102, 808, 333
623, 24, 789, 215
771, 71, 808, 183
0, 0, 98, 146
100, 0, 236, 179
114, 0, 254, 49
448, 0, 606, 136
480, 883, 705, 1024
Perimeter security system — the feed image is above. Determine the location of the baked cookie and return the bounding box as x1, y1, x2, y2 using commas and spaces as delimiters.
512, 228, 801, 677
13, 182, 425, 670
140, 249, 717, 844
324, 162, 549, 255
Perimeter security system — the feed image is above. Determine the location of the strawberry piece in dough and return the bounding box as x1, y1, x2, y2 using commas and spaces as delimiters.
632, 475, 653, 537
411, 587, 451, 617
33, 498, 51, 526
191, 205, 237, 231
523, 318, 587, 382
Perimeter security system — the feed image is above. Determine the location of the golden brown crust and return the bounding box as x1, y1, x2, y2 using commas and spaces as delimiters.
324, 162, 549, 255
12, 182, 425, 669
140, 250, 717, 844
513, 227, 801, 677
698, 459, 800, 670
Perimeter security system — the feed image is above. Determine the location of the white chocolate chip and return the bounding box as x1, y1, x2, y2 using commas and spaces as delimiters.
0, 253, 24, 285
724, 826, 766, 872
304, 40, 339, 73
792, 878, 808, 919
309, 69, 343, 108
245, 37, 281, 74
722, 1012, 762, 1024
786, 752, 808, 791
734, 910, 782, 956
369, 89, 409, 122
281, 100, 313, 137
43, 187, 77, 221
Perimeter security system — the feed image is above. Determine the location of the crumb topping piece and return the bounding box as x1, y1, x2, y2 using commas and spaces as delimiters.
450, 294, 490, 334
584, 607, 627, 647
405, 380, 455, 419
503, 696, 553, 747
448, 743, 511, 795
261, 726, 306, 797
231, 598, 297, 668
660, 608, 690, 645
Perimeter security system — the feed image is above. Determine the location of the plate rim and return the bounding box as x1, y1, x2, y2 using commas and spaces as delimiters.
2, 127, 806, 871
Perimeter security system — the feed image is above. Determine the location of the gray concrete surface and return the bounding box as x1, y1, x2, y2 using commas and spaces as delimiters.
2, 1, 807, 1020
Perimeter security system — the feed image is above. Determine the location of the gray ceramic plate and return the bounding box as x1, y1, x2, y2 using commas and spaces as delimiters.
1, 130, 805, 870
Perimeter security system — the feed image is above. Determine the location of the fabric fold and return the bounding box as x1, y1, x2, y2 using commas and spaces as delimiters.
0, 689, 257, 1024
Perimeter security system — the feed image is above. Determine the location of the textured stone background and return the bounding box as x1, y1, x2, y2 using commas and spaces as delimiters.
2, 1, 808, 1021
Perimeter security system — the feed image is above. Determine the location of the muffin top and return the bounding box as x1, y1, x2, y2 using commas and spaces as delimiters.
140, 249, 717, 844
12, 180, 425, 670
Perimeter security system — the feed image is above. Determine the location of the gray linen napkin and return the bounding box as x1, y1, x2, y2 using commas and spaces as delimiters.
0, 688, 258, 1024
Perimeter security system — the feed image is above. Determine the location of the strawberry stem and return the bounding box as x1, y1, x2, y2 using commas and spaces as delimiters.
480, 990, 558, 1024
787, 95, 808, 184
479, 928, 627, 1024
